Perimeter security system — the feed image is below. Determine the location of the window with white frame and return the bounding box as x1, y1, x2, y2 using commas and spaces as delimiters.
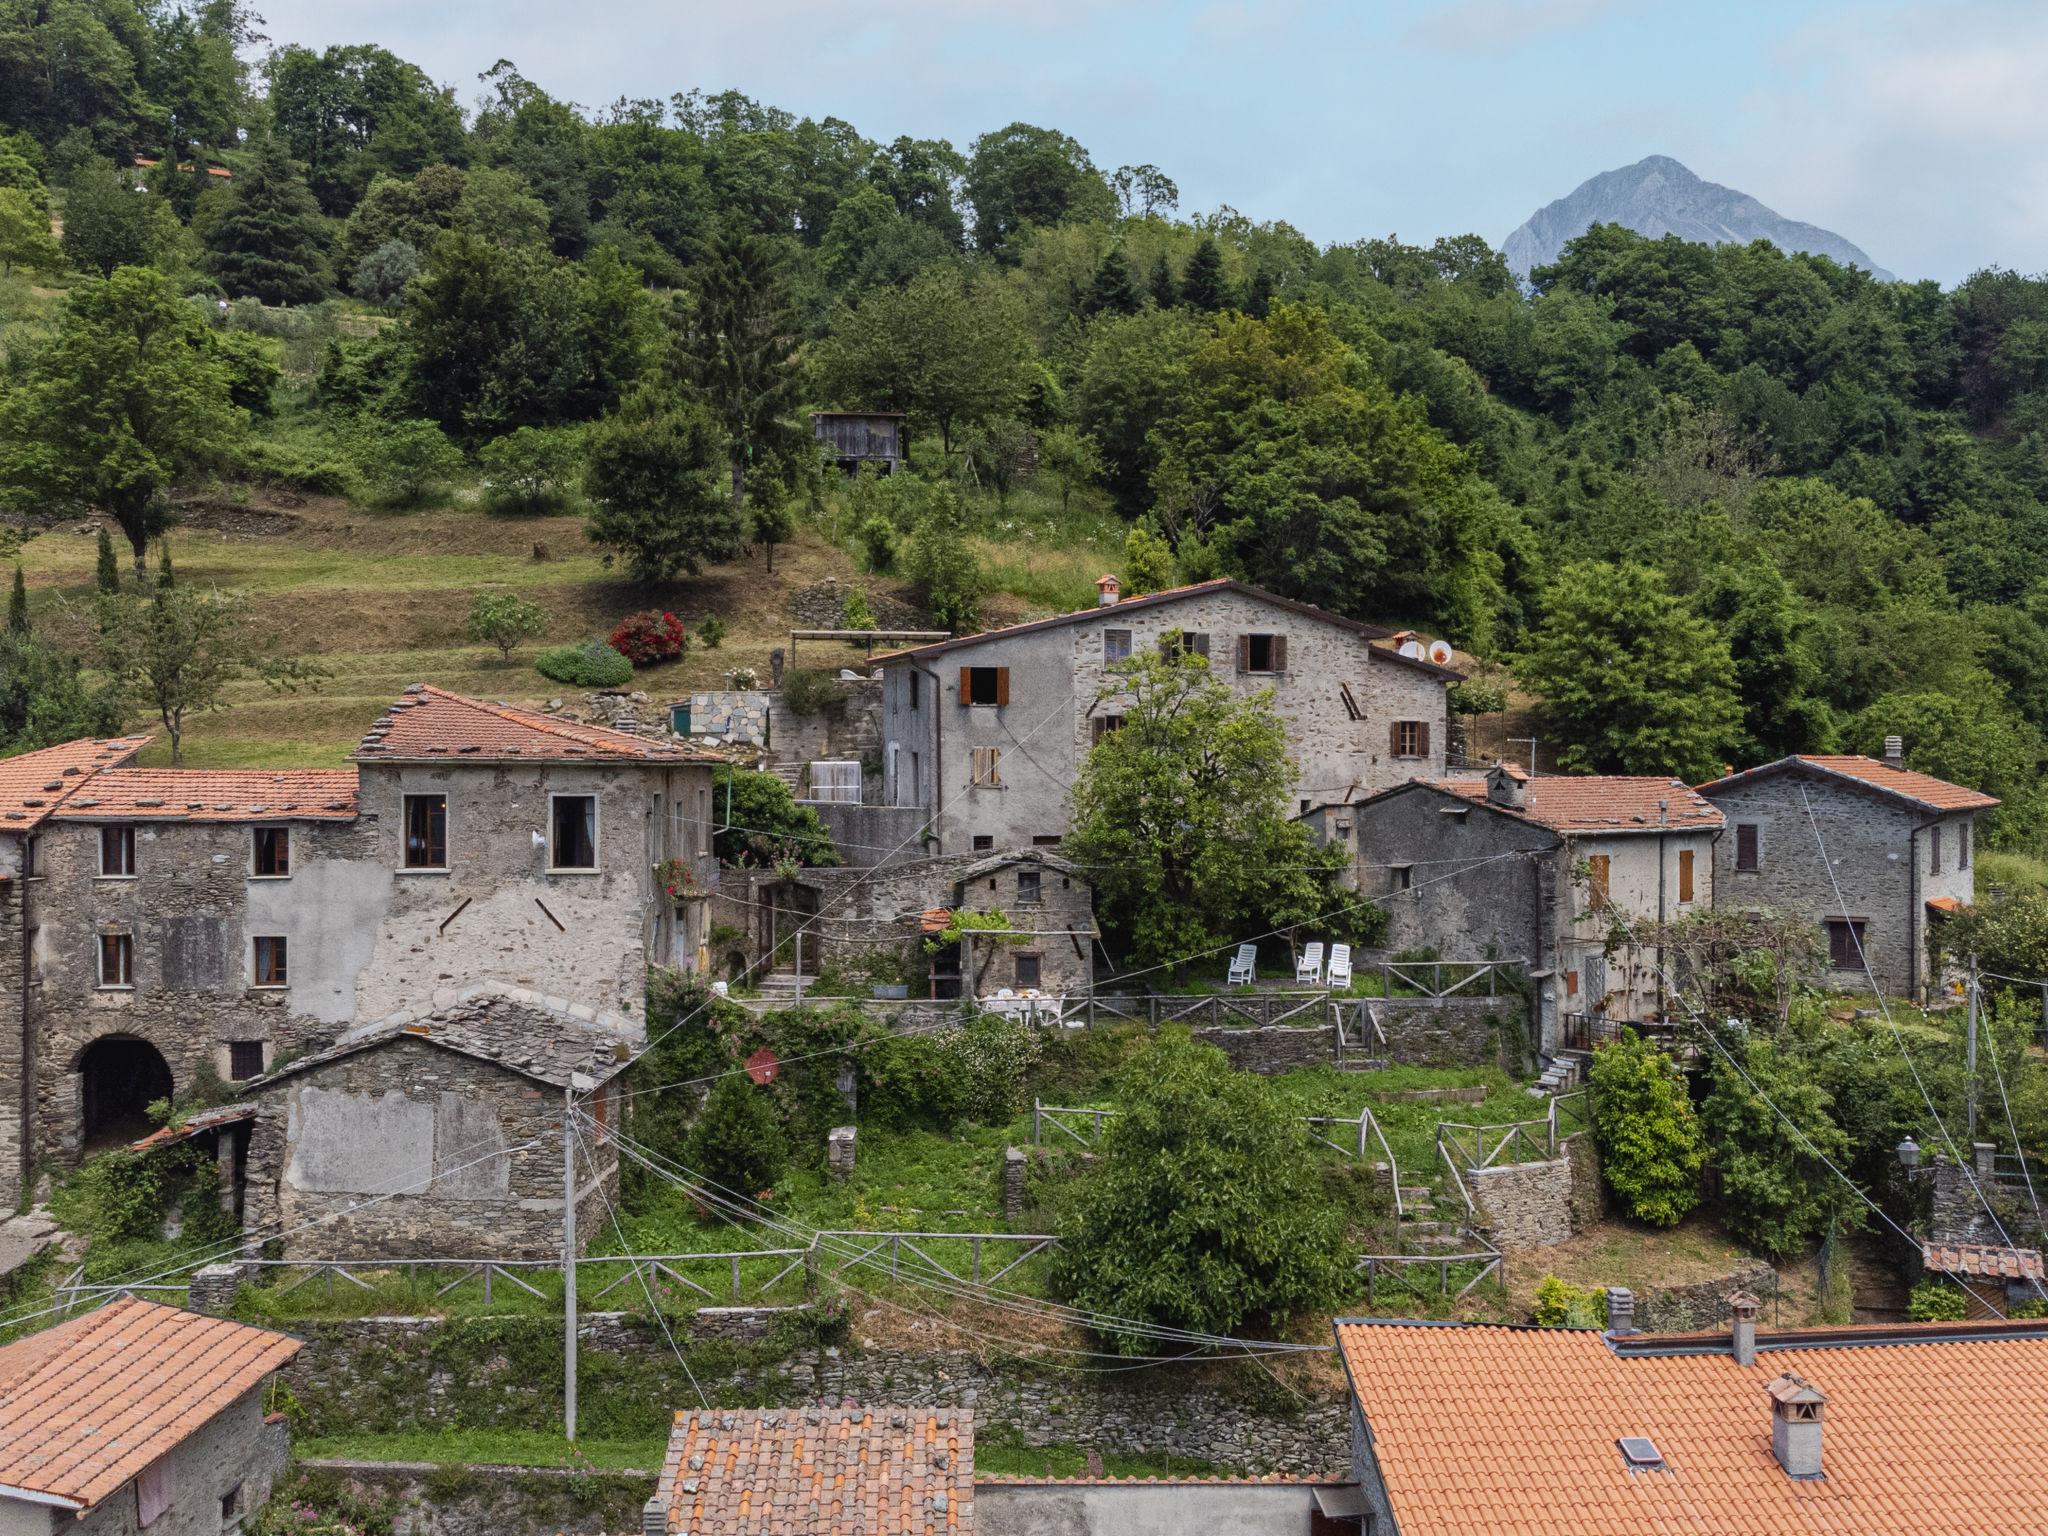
550, 794, 598, 870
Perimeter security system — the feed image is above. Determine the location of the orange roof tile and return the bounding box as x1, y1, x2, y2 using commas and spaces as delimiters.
351, 684, 718, 764
1432, 776, 1725, 834
1699, 755, 1999, 813
1335, 1317, 2048, 1535
1923, 1242, 2045, 1280
0, 1299, 300, 1511
0, 738, 151, 832
51, 768, 358, 822
656, 1406, 971, 1535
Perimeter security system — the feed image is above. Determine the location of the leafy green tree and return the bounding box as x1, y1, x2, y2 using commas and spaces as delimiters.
709, 765, 841, 867
686, 1075, 787, 1199
454, 164, 551, 249
749, 484, 794, 574
6, 566, 25, 635
1179, 235, 1230, 311
677, 230, 799, 507
901, 508, 986, 632
1050, 1032, 1351, 1351
1065, 643, 1343, 967
59, 163, 164, 277
358, 419, 463, 506
1084, 248, 1141, 316
1698, 1035, 1856, 1261
349, 237, 418, 306
0, 267, 243, 573
340, 163, 464, 279
265, 43, 468, 216
470, 62, 589, 255
964, 416, 1029, 506
0, 186, 63, 277
466, 590, 548, 659
1589, 1034, 1705, 1226
1848, 686, 2046, 846
582, 398, 740, 581
0, 0, 152, 154
479, 425, 583, 513
0, 628, 122, 754
964, 122, 1114, 254
94, 526, 119, 594
1121, 522, 1175, 595
1074, 307, 1202, 511
1037, 426, 1103, 513
1147, 249, 1177, 308
201, 140, 334, 304
1520, 561, 1743, 779
1695, 561, 1835, 758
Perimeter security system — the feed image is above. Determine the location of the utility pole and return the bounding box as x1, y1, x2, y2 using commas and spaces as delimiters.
563, 1077, 588, 1443
1966, 957, 1980, 1142
1507, 737, 1538, 774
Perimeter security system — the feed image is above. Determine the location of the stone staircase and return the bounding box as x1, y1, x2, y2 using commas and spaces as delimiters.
1527, 1051, 1586, 1098
755, 969, 804, 1002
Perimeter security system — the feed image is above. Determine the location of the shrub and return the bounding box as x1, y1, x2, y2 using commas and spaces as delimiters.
696, 614, 727, 649
1907, 1280, 1969, 1322
1450, 680, 1509, 715
903, 512, 986, 633
535, 640, 633, 689
467, 590, 549, 659
711, 765, 842, 867
781, 667, 845, 717
857, 513, 896, 572
351, 238, 419, 306
480, 426, 584, 515
1121, 522, 1175, 595
687, 1074, 788, 1199
1532, 1273, 1606, 1327
1589, 1032, 1705, 1227
862, 1034, 966, 1132
608, 609, 687, 667
839, 588, 877, 631
359, 419, 465, 507
237, 438, 356, 497
947, 1011, 1041, 1123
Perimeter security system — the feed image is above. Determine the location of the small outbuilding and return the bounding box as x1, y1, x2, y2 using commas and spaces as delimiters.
812, 410, 908, 475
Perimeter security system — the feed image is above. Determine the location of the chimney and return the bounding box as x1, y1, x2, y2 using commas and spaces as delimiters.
1096, 574, 1120, 607
1486, 760, 1529, 811
1766, 1372, 1826, 1480
1729, 1290, 1759, 1367
1883, 735, 1904, 770
1604, 1287, 1635, 1335
642, 1494, 668, 1536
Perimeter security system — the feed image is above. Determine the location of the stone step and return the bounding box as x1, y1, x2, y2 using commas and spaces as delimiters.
1337, 1058, 1391, 1072
1404, 1232, 1474, 1252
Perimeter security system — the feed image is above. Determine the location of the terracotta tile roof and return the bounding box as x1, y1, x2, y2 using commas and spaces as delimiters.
1431, 776, 1725, 834
1923, 1241, 2046, 1280
351, 684, 719, 764
1335, 1317, 2048, 1535
51, 768, 358, 822
1698, 755, 1999, 813
0, 738, 150, 831
656, 1406, 971, 1535
0, 1298, 300, 1511
1926, 895, 1967, 914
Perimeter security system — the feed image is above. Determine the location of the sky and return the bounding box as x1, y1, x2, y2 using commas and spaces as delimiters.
251, 0, 2048, 285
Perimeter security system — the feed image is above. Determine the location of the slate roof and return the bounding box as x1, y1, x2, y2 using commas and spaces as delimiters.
0, 1298, 300, 1511
1922, 1241, 2046, 1281
1697, 755, 1999, 814
0, 737, 150, 832
51, 768, 358, 822
351, 684, 718, 764
1335, 1316, 2048, 1535
1430, 776, 1725, 834
656, 1406, 971, 1536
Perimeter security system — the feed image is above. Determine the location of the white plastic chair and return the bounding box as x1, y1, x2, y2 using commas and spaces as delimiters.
1226, 943, 1257, 987
1295, 942, 1325, 986
1327, 943, 1353, 990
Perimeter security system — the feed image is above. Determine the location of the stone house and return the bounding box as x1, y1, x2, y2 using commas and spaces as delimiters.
0, 686, 719, 1211
1696, 744, 1995, 1002
1328, 764, 1723, 1050
0, 1297, 300, 1536
873, 578, 1460, 855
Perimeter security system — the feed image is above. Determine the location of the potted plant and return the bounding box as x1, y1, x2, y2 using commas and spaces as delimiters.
865, 946, 912, 1000
654, 856, 708, 900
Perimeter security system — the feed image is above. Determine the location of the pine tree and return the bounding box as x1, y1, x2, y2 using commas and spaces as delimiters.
1084, 249, 1142, 317
677, 229, 799, 509
1148, 251, 1177, 309
1181, 236, 1231, 312
1245, 268, 1275, 319
157, 543, 173, 589
202, 141, 335, 306
6, 567, 26, 636
95, 526, 120, 594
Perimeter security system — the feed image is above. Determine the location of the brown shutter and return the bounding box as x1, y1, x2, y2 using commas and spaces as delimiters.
1236, 635, 1250, 672
995, 667, 1010, 707
1418, 721, 1430, 756
1736, 824, 1759, 871
957, 666, 969, 699
1679, 849, 1694, 902
1389, 721, 1402, 756
1589, 854, 1611, 911
1272, 635, 1287, 673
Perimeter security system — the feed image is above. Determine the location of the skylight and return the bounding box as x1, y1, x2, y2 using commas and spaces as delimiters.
1618, 1436, 1665, 1471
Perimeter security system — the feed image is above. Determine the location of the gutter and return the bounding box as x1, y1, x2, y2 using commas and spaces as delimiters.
0, 1483, 85, 1512
14, 835, 31, 1207
1908, 823, 1921, 1003
912, 662, 944, 856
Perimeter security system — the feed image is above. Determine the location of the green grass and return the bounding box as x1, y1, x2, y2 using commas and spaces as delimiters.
972, 1426, 1246, 1480
1980, 849, 2048, 896
296, 1428, 665, 1471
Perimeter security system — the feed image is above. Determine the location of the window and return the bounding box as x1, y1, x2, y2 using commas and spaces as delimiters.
1091, 714, 1123, 745
1930, 824, 1943, 874
1735, 823, 1760, 872
136, 1457, 174, 1528
403, 793, 447, 869
98, 932, 133, 987
1104, 628, 1132, 662
1159, 629, 1210, 661
1237, 633, 1285, 673
1826, 918, 1867, 970
253, 936, 288, 988
961, 666, 1009, 706
99, 825, 135, 877
1391, 720, 1430, 758
220, 1482, 244, 1529
908, 670, 921, 710
251, 826, 290, 878
972, 835, 994, 852
970, 747, 1002, 786
1390, 864, 1413, 892
1962, 821, 1972, 869
550, 794, 598, 870
1587, 854, 1612, 912
1013, 952, 1042, 989
1678, 849, 1695, 904
227, 1041, 264, 1081
1017, 868, 1042, 905
1032, 834, 1063, 846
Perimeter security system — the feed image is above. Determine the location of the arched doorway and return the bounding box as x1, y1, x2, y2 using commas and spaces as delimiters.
79, 1037, 174, 1150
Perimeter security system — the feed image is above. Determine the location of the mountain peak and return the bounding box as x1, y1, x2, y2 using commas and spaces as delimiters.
1504, 156, 1891, 282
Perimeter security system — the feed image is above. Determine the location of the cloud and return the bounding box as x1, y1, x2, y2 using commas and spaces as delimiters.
1402, 0, 1621, 54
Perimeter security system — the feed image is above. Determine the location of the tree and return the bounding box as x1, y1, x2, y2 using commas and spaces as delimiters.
265, 43, 468, 216
1037, 426, 1103, 513
901, 509, 986, 633
676, 230, 799, 507
1848, 685, 2046, 847
201, 141, 334, 305
965, 122, 1114, 254
466, 590, 548, 659
1121, 522, 1174, 595
1698, 1035, 1857, 1261
709, 765, 841, 867
59, 164, 167, 277
1064, 644, 1345, 967
1147, 250, 1177, 309
0, 267, 244, 573
1084, 248, 1141, 317
1180, 235, 1230, 311
687, 1075, 787, 1199
1519, 561, 1743, 780
0, 187, 63, 278
358, 419, 463, 506
1589, 1034, 1705, 1226
479, 425, 584, 514
1049, 1032, 1351, 1351
749, 484, 794, 574
94, 526, 119, 593
350, 237, 419, 305
582, 399, 741, 581
0, 625, 122, 753
6, 567, 26, 635
964, 416, 1029, 506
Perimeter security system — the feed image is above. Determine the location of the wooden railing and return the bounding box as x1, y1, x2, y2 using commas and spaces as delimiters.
1357, 1236, 1504, 1303
1378, 959, 1525, 999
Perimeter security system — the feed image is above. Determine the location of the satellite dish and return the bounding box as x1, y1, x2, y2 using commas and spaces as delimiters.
1427, 639, 1455, 667
1398, 640, 1424, 659
745, 1046, 781, 1085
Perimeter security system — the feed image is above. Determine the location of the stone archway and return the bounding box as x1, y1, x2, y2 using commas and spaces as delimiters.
78, 1036, 174, 1151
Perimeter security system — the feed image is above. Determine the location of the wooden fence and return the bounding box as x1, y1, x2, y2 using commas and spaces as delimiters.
1356, 1239, 1504, 1304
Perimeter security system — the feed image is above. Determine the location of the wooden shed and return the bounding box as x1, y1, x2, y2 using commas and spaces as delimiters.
812, 411, 907, 475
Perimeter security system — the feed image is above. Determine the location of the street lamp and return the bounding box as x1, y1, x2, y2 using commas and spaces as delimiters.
1896, 1135, 1922, 1173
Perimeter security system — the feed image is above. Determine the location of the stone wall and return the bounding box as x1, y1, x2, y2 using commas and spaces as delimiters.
1631, 1261, 1780, 1334
1188, 1025, 1336, 1074
279, 1314, 1348, 1477
73, 1389, 287, 1536
1374, 996, 1522, 1069
287, 1461, 652, 1536
809, 803, 935, 869
0, 873, 26, 1208
1468, 1142, 1589, 1249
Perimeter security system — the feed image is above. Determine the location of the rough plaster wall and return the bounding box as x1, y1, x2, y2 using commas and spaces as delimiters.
244, 857, 392, 1024
977, 1484, 1320, 1536
68, 1391, 283, 1536
1352, 788, 1553, 962
285, 1086, 435, 1195
1555, 828, 1717, 1020
0, 1497, 53, 1536
882, 590, 1451, 852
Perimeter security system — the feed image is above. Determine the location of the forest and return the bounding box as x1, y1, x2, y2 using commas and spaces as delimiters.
3, 1, 2048, 858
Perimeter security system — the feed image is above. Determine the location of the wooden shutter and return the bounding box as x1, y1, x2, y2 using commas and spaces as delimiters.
1236, 635, 1250, 672
1418, 721, 1430, 756
1588, 854, 1611, 911
1736, 824, 1759, 871
1679, 849, 1695, 902
995, 667, 1010, 707
1271, 635, 1287, 673
957, 666, 969, 699
1389, 721, 1402, 756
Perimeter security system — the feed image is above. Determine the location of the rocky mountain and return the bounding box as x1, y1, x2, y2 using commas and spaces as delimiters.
1504, 155, 1891, 281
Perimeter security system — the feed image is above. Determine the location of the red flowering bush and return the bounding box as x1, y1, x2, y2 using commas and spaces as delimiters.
608, 609, 688, 666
